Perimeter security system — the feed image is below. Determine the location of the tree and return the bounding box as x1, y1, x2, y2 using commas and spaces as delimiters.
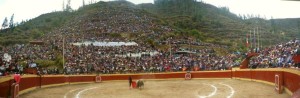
270, 16, 276, 33
82, 0, 85, 6
65, 0, 72, 12
62, 0, 65, 11
297, 20, 300, 37
9, 14, 14, 28
1, 17, 8, 29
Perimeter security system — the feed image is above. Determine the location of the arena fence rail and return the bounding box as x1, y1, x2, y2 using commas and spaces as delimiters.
0, 68, 299, 98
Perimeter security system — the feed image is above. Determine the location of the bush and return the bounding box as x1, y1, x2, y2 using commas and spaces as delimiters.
35, 60, 55, 68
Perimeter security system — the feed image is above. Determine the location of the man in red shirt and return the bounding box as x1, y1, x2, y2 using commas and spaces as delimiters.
13, 72, 21, 84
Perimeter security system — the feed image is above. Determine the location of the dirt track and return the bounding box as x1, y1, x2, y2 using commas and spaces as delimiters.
20, 79, 290, 98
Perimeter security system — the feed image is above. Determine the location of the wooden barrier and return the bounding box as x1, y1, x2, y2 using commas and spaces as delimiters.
185, 73, 191, 80
95, 76, 101, 83
0, 77, 13, 98
0, 69, 299, 97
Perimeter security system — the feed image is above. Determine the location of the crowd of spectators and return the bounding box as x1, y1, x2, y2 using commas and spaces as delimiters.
1, 35, 299, 76
248, 39, 300, 69
0, 44, 54, 76
0, 4, 299, 76
63, 45, 239, 74
0, 36, 239, 76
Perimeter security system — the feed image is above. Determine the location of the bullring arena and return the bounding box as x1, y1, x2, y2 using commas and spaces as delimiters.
21, 79, 289, 98
1, 68, 300, 98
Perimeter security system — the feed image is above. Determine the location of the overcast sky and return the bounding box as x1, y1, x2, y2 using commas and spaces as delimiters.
0, 0, 300, 28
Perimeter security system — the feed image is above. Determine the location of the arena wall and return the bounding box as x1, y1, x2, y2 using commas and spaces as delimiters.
0, 69, 299, 98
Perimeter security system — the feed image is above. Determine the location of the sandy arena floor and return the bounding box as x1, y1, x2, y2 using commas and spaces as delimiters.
20, 79, 290, 98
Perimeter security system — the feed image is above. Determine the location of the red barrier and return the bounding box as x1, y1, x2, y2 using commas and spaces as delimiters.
41, 76, 66, 86
283, 71, 300, 93
0, 79, 12, 97
0, 69, 299, 98
19, 77, 39, 91
69, 76, 95, 83
185, 73, 191, 80
234, 69, 300, 95
95, 76, 101, 83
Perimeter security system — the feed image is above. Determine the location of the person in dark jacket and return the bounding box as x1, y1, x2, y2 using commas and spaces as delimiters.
129, 76, 132, 88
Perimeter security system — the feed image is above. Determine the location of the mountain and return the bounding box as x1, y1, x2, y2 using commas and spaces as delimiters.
139, 0, 300, 50
0, 0, 299, 52
0, 11, 72, 46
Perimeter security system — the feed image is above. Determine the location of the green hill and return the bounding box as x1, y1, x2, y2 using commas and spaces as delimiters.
0, 0, 299, 52
0, 11, 72, 46
139, 0, 300, 50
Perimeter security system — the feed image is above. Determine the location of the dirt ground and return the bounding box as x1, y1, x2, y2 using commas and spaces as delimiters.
20, 79, 290, 98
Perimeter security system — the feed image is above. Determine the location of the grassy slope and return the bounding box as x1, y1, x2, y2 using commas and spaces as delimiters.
0, 0, 299, 52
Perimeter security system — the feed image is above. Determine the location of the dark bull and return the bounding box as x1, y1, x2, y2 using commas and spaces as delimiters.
136, 80, 144, 89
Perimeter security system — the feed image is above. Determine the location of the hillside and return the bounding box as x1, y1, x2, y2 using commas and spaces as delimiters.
0, 0, 299, 52
36, 1, 174, 51
0, 12, 73, 46
139, 0, 300, 50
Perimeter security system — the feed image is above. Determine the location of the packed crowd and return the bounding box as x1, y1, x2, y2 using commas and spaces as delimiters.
249, 39, 300, 69
1, 37, 299, 76
0, 43, 56, 76
0, 4, 174, 76
0, 36, 239, 76
62, 44, 238, 74
1, 3, 299, 76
